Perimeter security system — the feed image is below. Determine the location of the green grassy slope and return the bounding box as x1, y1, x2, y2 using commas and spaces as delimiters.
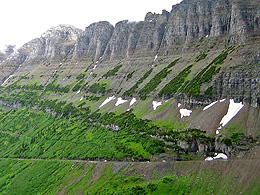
0, 158, 260, 195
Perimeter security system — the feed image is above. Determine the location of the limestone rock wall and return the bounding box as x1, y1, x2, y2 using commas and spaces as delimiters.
213, 65, 260, 107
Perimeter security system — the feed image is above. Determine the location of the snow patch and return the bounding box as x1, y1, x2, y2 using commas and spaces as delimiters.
213, 153, 228, 160
79, 97, 83, 101
115, 97, 127, 106
129, 97, 137, 107
99, 96, 115, 108
216, 130, 220, 135
205, 157, 214, 161
179, 109, 192, 118
1, 74, 13, 86
76, 90, 80, 94
220, 99, 226, 103
93, 64, 97, 70
152, 101, 162, 110
203, 101, 218, 111
153, 54, 158, 61
205, 153, 228, 161
219, 99, 244, 128
178, 103, 182, 108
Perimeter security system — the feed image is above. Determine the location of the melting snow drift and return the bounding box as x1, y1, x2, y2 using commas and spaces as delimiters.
152, 101, 162, 110
205, 157, 214, 161
203, 101, 218, 111
180, 109, 192, 118
220, 99, 226, 103
205, 153, 228, 161
129, 97, 137, 107
99, 96, 115, 108
153, 54, 158, 61
213, 153, 228, 160
219, 99, 244, 128
115, 97, 127, 106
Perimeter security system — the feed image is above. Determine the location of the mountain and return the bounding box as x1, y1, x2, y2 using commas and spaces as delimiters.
0, 0, 259, 150
1, 0, 260, 100
0, 0, 260, 193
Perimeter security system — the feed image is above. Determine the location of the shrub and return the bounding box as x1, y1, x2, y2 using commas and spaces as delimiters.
123, 68, 153, 97
195, 51, 207, 62
88, 83, 107, 93
103, 64, 123, 78
221, 138, 232, 146
158, 65, 193, 96
138, 58, 181, 99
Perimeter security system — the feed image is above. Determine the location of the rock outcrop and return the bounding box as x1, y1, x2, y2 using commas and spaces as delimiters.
213, 65, 260, 107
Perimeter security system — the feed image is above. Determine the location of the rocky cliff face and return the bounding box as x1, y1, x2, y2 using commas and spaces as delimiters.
2, 0, 259, 64
213, 65, 260, 107
0, 0, 260, 105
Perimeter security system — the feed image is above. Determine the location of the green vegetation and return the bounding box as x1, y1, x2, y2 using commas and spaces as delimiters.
180, 47, 235, 97
0, 102, 166, 160
88, 83, 107, 94
138, 58, 181, 99
84, 94, 100, 101
0, 158, 259, 195
181, 65, 221, 97
204, 86, 213, 96
0, 88, 215, 160
126, 71, 135, 80
44, 77, 72, 93
103, 64, 123, 78
195, 51, 207, 62
0, 44, 258, 194
72, 79, 85, 92
123, 68, 153, 97
158, 65, 193, 97
76, 72, 86, 80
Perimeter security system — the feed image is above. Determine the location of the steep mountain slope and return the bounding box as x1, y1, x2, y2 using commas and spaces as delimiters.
0, 0, 259, 145
0, 0, 260, 193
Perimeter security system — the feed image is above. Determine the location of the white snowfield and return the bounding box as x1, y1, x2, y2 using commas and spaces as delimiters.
99, 96, 115, 108
1, 74, 13, 86
115, 97, 127, 106
179, 109, 192, 118
213, 153, 228, 160
219, 99, 244, 128
205, 157, 214, 161
153, 54, 158, 61
220, 99, 226, 103
129, 97, 137, 107
205, 153, 228, 161
152, 101, 162, 110
203, 101, 218, 111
